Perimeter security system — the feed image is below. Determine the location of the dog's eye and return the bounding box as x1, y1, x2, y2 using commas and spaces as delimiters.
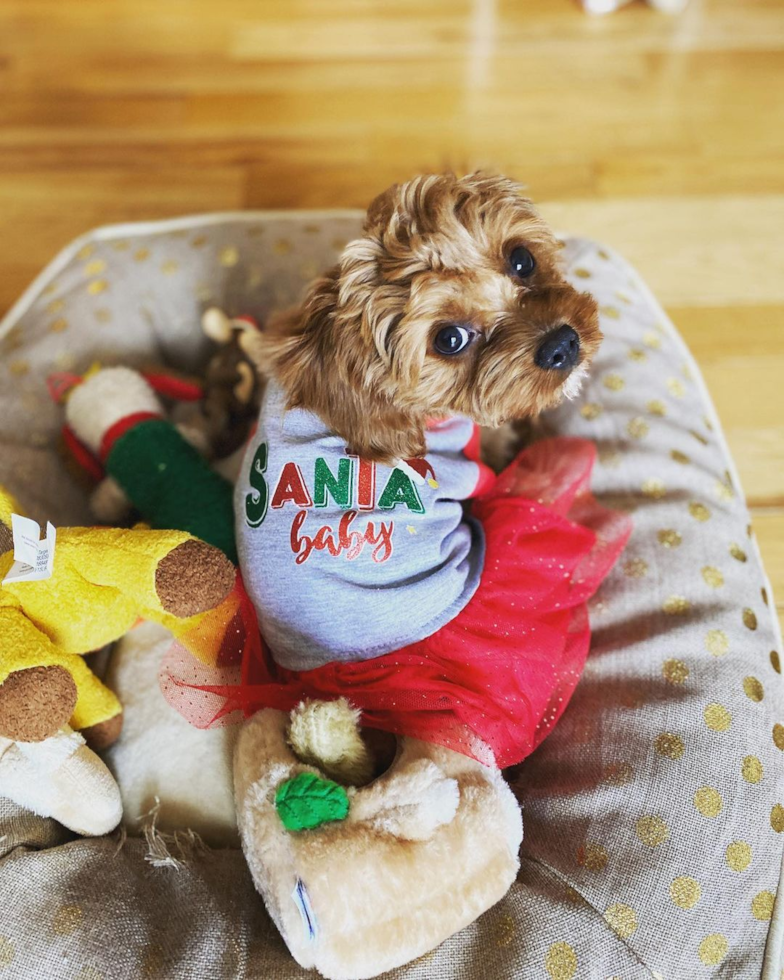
433, 324, 473, 356
508, 246, 536, 278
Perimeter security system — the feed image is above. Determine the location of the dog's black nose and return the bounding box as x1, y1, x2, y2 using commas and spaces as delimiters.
535, 325, 580, 371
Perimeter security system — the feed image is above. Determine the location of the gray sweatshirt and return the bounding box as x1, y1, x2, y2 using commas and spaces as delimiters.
235, 381, 486, 671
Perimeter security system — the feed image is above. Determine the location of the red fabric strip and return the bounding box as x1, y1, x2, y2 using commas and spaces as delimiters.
99, 411, 161, 462
62, 425, 104, 482
463, 423, 497, 498
143, 373, 204, 402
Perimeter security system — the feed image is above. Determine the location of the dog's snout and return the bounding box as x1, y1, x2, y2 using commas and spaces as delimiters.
534, 325, 580, 372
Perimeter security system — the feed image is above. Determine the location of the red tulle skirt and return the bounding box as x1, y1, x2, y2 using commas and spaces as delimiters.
161, 437, 632, 768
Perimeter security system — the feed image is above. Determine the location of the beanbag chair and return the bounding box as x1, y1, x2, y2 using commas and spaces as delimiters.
0, 213, 780, 979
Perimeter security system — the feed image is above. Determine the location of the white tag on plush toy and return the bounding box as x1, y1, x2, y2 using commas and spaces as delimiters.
2, 514, 56, 584
291, 878, 318, 944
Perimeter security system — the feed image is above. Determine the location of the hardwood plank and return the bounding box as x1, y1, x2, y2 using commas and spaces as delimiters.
728, 429, 784, 510
541, 197, 784, 307
752, 511, 784, 622
670, 306, 784, 363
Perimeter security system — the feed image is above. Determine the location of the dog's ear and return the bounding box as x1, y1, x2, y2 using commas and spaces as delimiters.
240, 269, 338, 386
245, 269, 427, 466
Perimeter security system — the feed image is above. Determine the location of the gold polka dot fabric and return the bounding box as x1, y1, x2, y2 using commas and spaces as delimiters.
0, 226, 781, 978
0, 214, 362, 524
506, 238, 783, 979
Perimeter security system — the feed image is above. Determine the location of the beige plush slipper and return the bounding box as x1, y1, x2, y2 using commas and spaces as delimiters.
234, 709, 523, 980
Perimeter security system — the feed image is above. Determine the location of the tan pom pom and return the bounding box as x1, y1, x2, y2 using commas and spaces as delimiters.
288, 698, 374, 786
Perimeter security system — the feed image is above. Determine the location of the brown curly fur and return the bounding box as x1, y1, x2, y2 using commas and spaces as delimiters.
244, 172, 601, 464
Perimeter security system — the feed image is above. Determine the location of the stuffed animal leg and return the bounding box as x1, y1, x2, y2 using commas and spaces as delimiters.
0, 607, 122, 836
0, 607, 120, 744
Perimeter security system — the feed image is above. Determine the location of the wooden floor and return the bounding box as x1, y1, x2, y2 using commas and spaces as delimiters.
1, 0, 783, 628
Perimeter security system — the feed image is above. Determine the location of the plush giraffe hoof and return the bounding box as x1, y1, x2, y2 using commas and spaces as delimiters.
0, 665, 77, 742
81, 710, 124, 750
155, 538, 235, 618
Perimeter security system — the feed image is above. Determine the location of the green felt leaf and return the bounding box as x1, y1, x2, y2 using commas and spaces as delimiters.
275, 772, 350, 832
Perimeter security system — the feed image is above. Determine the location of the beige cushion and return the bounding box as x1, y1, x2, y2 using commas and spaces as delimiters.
0, 215, 781, 979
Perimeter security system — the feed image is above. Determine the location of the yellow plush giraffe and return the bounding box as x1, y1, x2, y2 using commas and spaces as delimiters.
0, 486, 236, 834
0, 486, 235, 744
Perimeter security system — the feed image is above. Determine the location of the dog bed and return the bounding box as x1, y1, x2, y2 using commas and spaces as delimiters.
0, 213, 782, 980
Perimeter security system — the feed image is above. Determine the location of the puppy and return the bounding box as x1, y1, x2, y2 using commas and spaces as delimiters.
236, 172, 602, 672
245, 172, 599, 467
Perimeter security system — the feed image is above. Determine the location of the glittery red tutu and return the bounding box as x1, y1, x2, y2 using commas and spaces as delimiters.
161, 437, 631, 768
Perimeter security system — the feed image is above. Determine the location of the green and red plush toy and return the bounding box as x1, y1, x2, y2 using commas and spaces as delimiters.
52, 365, 238, 563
